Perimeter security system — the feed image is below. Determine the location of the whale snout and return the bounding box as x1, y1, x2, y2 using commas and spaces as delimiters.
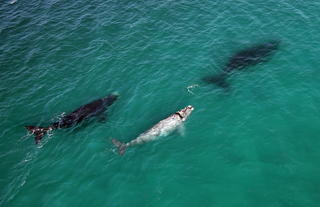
111, 91, 120, 97
183, 105, 194, 113
177, 105, 194, 121
108, 93, 119, 100
187, 105, 194, 111
104, 93, 119, 106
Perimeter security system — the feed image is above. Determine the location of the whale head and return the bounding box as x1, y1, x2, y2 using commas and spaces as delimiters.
177, 105, 194, 121
103, 93, 119, 106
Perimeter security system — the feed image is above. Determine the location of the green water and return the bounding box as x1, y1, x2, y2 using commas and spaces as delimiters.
1, 0, 320, 206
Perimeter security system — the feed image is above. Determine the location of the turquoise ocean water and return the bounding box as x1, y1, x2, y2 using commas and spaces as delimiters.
1, 0, 320, 206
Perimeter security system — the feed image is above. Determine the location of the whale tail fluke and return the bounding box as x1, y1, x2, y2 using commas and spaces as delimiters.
112, 138, 127, 155
25, 126, 51, 144
202, 73, 230, 89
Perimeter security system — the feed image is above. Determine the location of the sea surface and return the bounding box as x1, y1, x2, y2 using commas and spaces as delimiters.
1, 0, 320, 206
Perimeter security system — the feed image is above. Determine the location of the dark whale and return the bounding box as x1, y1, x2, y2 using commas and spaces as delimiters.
25, 93, 119, 144
203, 40, 280, 88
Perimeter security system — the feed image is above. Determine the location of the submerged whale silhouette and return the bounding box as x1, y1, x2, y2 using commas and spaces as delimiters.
25, 93, 118, 144
203, 40, 280, 88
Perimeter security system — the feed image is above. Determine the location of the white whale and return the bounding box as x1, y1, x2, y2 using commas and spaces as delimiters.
112, 105, 194, 155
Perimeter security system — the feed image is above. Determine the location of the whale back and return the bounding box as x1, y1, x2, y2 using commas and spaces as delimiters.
225, 40, 280, 72
55, 93, 119, 128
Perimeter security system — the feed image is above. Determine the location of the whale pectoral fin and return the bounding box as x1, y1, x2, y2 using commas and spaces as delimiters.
202, 73, 230, 89
97, 115, 107, 123
177, 125, 185, 136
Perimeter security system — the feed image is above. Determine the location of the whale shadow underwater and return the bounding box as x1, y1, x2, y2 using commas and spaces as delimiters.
202, 40, 280, 89
25, 93, 119, 144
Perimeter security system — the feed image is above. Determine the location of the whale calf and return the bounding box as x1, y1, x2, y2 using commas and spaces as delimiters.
25, 93, 119, 144
203, 40, 280, 88
112, 105, 194, 155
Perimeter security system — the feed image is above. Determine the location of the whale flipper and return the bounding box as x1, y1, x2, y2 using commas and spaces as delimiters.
177, 125, 185, 136
97, 115, 107, 123
112, 138, 127, 155
202, 73, 230, 89
25, 126, 51, 144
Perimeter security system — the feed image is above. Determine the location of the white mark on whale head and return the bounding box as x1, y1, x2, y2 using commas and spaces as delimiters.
177, 105, 194, 121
